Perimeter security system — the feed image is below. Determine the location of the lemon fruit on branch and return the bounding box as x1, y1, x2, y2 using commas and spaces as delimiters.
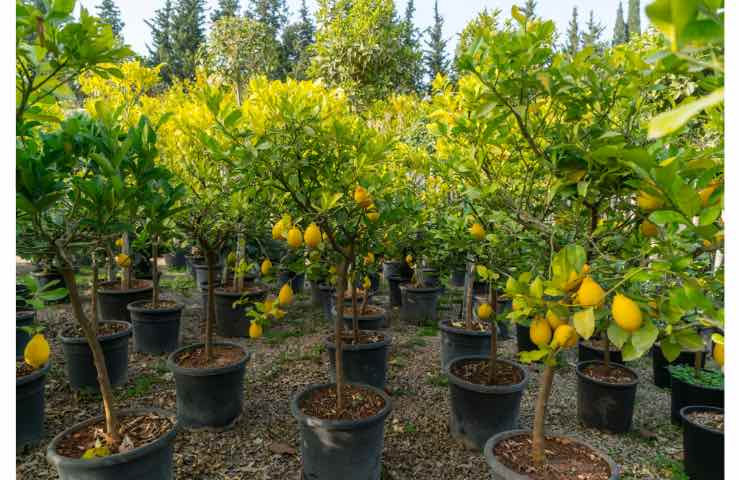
287, 227, 303, 249
261, 258, 272, 275
24, 334, 50, 369
576, 276, 605, 307
612, 294, 643, 332
469, 222, 486, 240
530, 317, 552, 347
279, 283, 294, 306
354, 186, 372, 208
115, 253, 131, 268
477, 303, 493, 320
304, 223, 322, 248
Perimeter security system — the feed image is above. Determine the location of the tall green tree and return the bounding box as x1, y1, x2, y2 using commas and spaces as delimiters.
521, 0, 537, 21
96, 0, 125, 39
581, 10, 605, 51
281, 0, 314, 79
211, 0, 240, 23
171, 0, 207, 80
612, 1, 627, 45
246, 0, 288, 78
425, 0, 448, 83
145, 0, 175, 81
401, 0, 423, 92
565, 6, 579, 56
627, 0, 641, 38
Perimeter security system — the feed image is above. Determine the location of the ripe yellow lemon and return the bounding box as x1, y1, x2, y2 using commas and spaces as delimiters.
577, 276, 605, 307
640, 219, 659, 237
364, 252, 375, 265
272, 221, 284, 240
115, 253, 131, 268
261, 258, 272, 275
530, 317, 552, 347
287, 227, 303, 248
367, 211, 380, 222
304, 223, 321, 249
477, 303, 493, 320
279, 283, 294, 306
546, 309, 566, 329
249, 322, 263, 338
612, 293, 643, 332
713, 342, 724, 367
362, 276, 371, 290
24, 334, 50, 369
582, 264, 590, 273
553, 324, 578, 348
405, 254, 413, 265
470, 223, 486, 240
115, 238, 124, 248
637, 191, 663, 211
354, 186, 372, 208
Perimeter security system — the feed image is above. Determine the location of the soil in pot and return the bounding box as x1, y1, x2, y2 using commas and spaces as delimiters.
439, 320, 491, 370
128, 300, 183, 355
325, 332, 391, 389
299, 383, 386, 420
669, 365, 724, 425
17, 360, 51, 449
681, 406, 724, 480
577, 361, 638, 433
652, 345, 706, 389
97, 280, 153, 323
214, 284, 269, 338
446, 357, 528, 450
342, 305, 388, 330
60, 321, 132, 391
578, 339, 625, 365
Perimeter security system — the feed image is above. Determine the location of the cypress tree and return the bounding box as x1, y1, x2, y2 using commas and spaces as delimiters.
96, 0, 125, 39
612, 1, 627, 46
521, 0, 537, 21
581, 10, 605, 52
565, 6, 579, 56
425, 0, 448, 83
401, 0, 423, 92
211, 0, 241, 23
145, 0, 175, 80
627, 0, 641, 38
282, 0, 315, 79
171, 0, 207, 80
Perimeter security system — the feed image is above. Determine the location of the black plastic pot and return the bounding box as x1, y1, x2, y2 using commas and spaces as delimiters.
164, 250, 187, 268
652, 345, 706, 389
445, 356, 528, 450
484, 429, 621, 480
343, 308, 387, 330
309, 280, 323, 307
185, 255, 203, 281
324, 333, 391, 389
278, 270, 305, 294
420, 268, 440, 287
576, 360, 638, 433
578, 340, 625, 365
387, 275, 408, 307
318, 284, 335, 323
399, 284, 442, 326
167, 342, 250, 429
193, 263, 222, 287
439, 320, 492, 370
17, 360, 51, 449
382, 261, 402, 282
515, 323, 537, 353
97, 280, 153, 323
127, 300, 183, 355
290, 383, 392, 480
32, 270, 70, 303
17, 283, 31, 308
670, 370, 724, 425
16, 310, 35, 358
449, 269, 466, 288
60, 321, 132, 391
47, 408, 177, 479
680, 406, 724, 480
214, 287, 269, 338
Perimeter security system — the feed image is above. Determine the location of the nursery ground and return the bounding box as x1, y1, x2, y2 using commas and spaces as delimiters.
16, 264, 695, 480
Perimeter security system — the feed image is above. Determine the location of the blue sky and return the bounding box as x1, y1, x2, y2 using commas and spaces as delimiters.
78, 0, 649, 57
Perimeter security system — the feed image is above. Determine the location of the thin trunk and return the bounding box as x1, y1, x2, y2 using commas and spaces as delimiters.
465, 263, 474, 330
106, 245, 114, 282
360, 288, 369, 315
351, 268, 359, 344
334, 259, 347, 412
60, 267, 121, 444
532, 364, 555, 464
152, 236, 159, 307
694, 350, 702, 378
487, 286, 498, 384
236, 232, 245, 292
205, 249, 216, 361
122, 232, 131, 289
603, 336, 610, 366
91, 254, 99, 336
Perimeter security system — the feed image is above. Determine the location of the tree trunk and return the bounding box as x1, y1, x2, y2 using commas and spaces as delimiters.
464, 263, 474, 330
205, 249, 216, 361
152, 236, 159, 308
91, 254, 99, 336
60, 267, 121, 445
487, 287, 498, 385
334, 259, 347, 412
122, 232, 131, 290
106, 245, 114, 282
694, 350, 702, 379
360, 288, 369, 315
532, 364, 555, 464
603, 336, 610, 366
235, 232, 245, 292
351, 267, 359, 344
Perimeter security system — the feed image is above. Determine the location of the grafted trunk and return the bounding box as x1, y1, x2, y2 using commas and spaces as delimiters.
122, 232, 132, 290
351, 268, 359, 344
464, 263, 474, 330
334, 259, 348, 412
532, 364, 555, 464
91, 254, 99, 336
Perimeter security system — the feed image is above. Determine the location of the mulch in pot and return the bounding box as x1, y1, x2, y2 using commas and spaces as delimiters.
342, 305, 385, 317
299, 384, 385, 421
16, 361, 36, 379
55, 412, 174, 459
63, 322, 129, 338
137, 300, 180, 310
175, 344, 245, 369
445, 320, 491, 332
581, 363, 636, 384
331, 332, 385, 346
493, 433, 612, 480
685, 410, 724, 432
450, 359, 523, 386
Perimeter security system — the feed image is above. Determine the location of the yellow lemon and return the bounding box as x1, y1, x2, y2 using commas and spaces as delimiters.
553, 324, 578, 348
272, 221, 284, 240
304, 223, 322, 248
273, 308, 286, 320
637, 191, 663, 211
477, 303, 493, 320
470, 223, 486, 240
367, 211, 380, 222
279, 283, 294, 306
364, 252, 375, 265
713, 342, 724, 367
582, 264, 590, 273
115, 253, 131, 268
354, 186, 372, 208
24, 334, 50, 369
264, 298, 275, 314
546, 309, 566, 330
249, 322, 263, 338
405, 254, 413, 265
287, 227, 303, 248
115, 238, 124, 248
362, 276, 371, 290
612, 293, 643, 332
261, 258, 272, 275
530, 317, 552, 347
640, 219, 659, 237
577, 276, 605, 307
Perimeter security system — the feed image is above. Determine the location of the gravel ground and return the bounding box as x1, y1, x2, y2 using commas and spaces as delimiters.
16, 266, 694, 479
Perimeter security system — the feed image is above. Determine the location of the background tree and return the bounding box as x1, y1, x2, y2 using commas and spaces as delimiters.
424, 0, 448, 85
581, 10, 605, 52
521, 0, 537, 21
401, 0, 423, 92
281, 0, 314, 80
145, 0, 175, 82
171, 0, 207, 80
246, 0, 288, 78
627, 0, 641, 38
211, 0, 241, 23
565, 6, 579, 56
96, 0, 125, 39
613, 1, 627, 46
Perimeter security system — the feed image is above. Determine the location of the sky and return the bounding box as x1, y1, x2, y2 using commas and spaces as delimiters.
78, 0, 650, 58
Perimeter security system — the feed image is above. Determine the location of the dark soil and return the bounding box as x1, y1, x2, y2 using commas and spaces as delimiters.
686, 410, 724, 432
98, 280, 152, 291
343, 305, 385, 317
176, 344, 245, 369
16, 361, 36, 378
55, 412, 174, 459
327, 332, 385, 346
582, 363, 636, 384
451, 359, 523, 386
63, 322, 129, 338
139, 300, 180, 310
446, 320, 491, 332
299, 384, 386, 421
493, 433, 612, 480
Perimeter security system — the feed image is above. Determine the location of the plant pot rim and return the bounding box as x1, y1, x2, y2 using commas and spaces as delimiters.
400, 284, 442, 294
576, 360, 639, 388
290, 382, 392, 431
445, 356, 529, 394
318, 283, 335, 291
46, 407, 177, 469
669, 368, 724, 392
192, 262, 223, 269
652, 342, 707, 353
387, 275, 411, 282
59, 320, 132, 344
16, 360, 51, 387
16, 310, 36, 319
126, 299, 184, 315
679, 405, 724, 434
323, 332, 391, 351
438, 320, 492, 337
167, 341, 250, 376
484, 429, 620, 480
213, 285, 269, 298
97, 280, 153, 295
342, 307, 387, 321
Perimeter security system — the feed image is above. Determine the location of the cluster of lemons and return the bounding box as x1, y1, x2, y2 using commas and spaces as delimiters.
113, 237, 131, 268
249, 283, 294, 338
354, 186, 379, 222
272, 216, 323, 250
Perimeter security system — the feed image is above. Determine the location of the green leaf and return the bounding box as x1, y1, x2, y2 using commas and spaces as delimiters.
573, 308, 595, 339
648, 88, 724, 139
577, 180, 589, 198
649, 210, 688, 225
699, 204, 722, 226
607, 323, 630, 349
660, 339, 681, 363
621, 341, 640, 362
529, 277, 544, 299
518, 348, 548, 364
511, 5, 527, 25
675, 330, 705, 351
630, 321, 659, 355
